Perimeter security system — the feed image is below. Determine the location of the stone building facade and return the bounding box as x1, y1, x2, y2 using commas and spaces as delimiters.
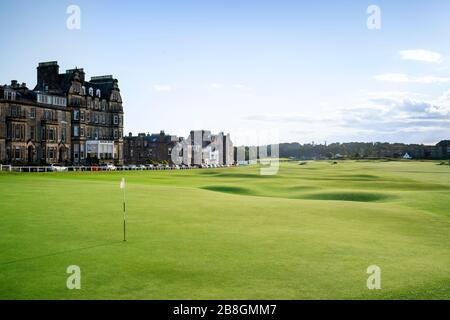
187, 130, 234, 166
0, 61, 124, 165
0, 81, 71, 165
123, 131, 181, 164
437, 140, 450, 159
123, 130, 234, 166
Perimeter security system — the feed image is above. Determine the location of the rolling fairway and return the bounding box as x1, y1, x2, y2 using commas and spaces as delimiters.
0, 161, 449, 299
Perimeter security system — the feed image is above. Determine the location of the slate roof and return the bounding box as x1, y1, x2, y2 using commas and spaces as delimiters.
33, 62, 119, 100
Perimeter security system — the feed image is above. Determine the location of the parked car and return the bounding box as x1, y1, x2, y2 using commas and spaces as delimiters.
128, 164, 137, 170
104, 163, 117, 171
146, 164, 154, 170
49, 164, 68, 172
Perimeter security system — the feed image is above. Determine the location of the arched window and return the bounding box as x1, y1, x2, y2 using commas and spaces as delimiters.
81, 86, 86, 95
96, 89, 101, 98
89, 87, 94, 96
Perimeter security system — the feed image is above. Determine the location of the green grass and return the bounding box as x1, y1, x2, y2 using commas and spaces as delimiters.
0, 161, 449, 299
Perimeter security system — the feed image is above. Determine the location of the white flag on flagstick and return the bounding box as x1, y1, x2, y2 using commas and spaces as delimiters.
120, 178, 125, 189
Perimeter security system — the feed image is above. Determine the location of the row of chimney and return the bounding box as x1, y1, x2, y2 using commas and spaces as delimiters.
7, 80, 27, 88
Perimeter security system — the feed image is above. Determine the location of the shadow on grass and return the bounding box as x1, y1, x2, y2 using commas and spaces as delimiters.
0, 241, 123, 266
201, 185, 257, 196
199, 171, 276, 179
300, 191, 392, 202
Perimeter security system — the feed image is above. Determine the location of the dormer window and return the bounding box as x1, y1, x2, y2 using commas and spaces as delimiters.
89, 87, 94, 96
96, 89, 101, 98
111, 92, 121, 102
4, 90, 16, 100
73, 84, 81, 94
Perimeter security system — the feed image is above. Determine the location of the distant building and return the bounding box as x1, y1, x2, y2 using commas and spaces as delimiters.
186, 130, 234, 166
223, 133, 234, 165
188, 130, 212, 165
0, 61, 124, 165
437, 140, 450, 158
123, 131, 181, 164
124, 130, 234, 165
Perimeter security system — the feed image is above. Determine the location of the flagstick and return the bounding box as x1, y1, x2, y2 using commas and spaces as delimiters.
123, 182, 126, 242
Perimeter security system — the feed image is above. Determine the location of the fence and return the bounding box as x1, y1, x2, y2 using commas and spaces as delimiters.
0, 164, 233, 173
0, 164, 12, 172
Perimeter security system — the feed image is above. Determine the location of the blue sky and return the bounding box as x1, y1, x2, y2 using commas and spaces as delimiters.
1, 0, 450, 145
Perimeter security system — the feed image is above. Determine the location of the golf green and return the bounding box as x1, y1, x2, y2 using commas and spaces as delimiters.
0, 161, 449, 299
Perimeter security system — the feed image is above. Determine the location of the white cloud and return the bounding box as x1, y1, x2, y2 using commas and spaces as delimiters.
374, 73, 410, 82
344, 92, 450, 129
374, 73, 450, 84
399, 49, 443, 63
209, 83, 246, 90
152, 84, 173, 92
242, 89, 450, 143
242, 113, 335, 123
433, 89, 450, 113
210, 83, 224, 89
359, 90, 429, 98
